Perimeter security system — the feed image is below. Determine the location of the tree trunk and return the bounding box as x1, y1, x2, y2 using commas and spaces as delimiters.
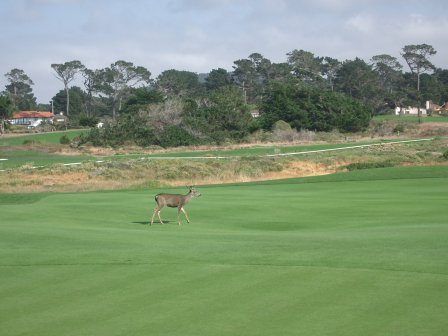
65, 85, 70, 116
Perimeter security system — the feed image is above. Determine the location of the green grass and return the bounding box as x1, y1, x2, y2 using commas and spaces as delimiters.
0, 150, 95, 169
138, 140, 406, 158
1, 165, 447, 335
0, 138, 421, 170
85, 138, 436, 164
0, 130, 87, 147
373, 115, 448, 122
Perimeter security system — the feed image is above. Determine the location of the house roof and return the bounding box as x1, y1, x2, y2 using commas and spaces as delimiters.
12, 111, 54, 119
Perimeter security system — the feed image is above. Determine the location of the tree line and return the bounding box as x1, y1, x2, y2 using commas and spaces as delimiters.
1, 43, 446, 144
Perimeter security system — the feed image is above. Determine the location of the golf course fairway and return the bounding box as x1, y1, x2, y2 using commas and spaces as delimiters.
1, 166, 447, 335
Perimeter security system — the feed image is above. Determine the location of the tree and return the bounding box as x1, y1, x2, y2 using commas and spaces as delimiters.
52, 87, 86, 117
402, 44, 437, 92
335, 58, 383, 110
122, 87, 164, 115
205, 68, 233, 91
156, 69, 200, 98
435, 69, 448, 103
260, 82, 309, 130
98, 61, 152, 120
419, 73, 445, 106
287, 49, 323, 85
232, 53, 271, 104
81, 68, 103, 117
261, 83, 371, 132
401, 44, 437, 119
371, 54, 403, 93
0, 95, 14, 135
51, 60, 85, 116
265, 62, 294, 84
370, 54, 405, 114
3, 68, 37, 110
186, 86, 251, 142
321, 57, 341, 91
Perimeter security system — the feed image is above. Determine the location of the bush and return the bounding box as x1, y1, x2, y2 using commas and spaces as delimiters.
442, 148, 448, 160
345, 160, 396, 171
157, 126, 199, 148
393, 124, 405, 134
22, 139, 39, 145
78, 115, 99, 128
273, 120, 292, 131
59, 135, 71, 144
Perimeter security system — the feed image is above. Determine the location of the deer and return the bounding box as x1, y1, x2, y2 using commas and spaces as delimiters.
150, 186, 201, 225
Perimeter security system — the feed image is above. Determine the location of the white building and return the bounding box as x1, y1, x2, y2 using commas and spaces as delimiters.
394, 106, 427, 116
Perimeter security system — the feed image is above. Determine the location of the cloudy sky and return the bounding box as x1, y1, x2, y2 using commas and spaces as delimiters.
1, 0, 447, 103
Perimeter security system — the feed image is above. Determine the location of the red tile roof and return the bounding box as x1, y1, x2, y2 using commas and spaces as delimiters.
12, 111, 54, 119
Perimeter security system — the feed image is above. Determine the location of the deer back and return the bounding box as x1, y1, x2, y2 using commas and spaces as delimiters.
155, 193, 189, 208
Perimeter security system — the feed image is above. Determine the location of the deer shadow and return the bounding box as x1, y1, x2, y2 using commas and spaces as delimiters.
132, 220, 174, 225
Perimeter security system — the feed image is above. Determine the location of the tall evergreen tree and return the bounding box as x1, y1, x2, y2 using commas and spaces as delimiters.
0, 95, 14, 135
51, 60, 85, 116
3, 69, 37, 110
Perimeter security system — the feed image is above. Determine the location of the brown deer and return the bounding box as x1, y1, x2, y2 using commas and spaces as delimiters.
150, 186, 201, 225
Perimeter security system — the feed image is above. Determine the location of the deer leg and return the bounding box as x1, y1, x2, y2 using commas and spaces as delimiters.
177, 207, 182, 225
181, 207, 190, 223
157, 209, 164, 225
150, 208, 157, 225
151, 207, 163, 225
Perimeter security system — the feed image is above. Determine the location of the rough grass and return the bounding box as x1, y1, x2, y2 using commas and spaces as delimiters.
1, 166, 447, 336
1, 137, 447, 193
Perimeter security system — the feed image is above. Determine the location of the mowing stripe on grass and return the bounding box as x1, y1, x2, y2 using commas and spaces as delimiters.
1, 168, 447, 336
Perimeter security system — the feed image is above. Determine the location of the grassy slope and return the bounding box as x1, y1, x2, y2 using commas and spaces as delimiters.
1, 166, 448, 335
1, 138, 440, 170
0, 130, 87, 147
0, 130, 90, 169
0, 150, 93, 169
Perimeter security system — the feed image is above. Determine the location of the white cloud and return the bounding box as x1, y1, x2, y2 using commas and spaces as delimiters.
398, 14, 448, 40
345, 13, 375, 34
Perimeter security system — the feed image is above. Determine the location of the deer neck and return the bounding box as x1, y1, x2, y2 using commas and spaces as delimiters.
184, 192, 194, 203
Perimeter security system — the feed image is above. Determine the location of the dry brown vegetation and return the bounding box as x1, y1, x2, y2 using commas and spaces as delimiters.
2, 137, 447, 193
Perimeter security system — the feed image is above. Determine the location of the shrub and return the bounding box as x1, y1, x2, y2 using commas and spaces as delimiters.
133, 128, 158, 147
393, 124, 405, 134
22, 139, 39, 145
345, 160, 396, 171
157, 126, 199, 148
59, 135, 71, 144
442, 148, 448, 160
78, 115, 99, 128
273, 120, 292, 131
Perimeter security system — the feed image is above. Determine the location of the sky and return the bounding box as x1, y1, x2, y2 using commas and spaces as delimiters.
1, 0, 448, 104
